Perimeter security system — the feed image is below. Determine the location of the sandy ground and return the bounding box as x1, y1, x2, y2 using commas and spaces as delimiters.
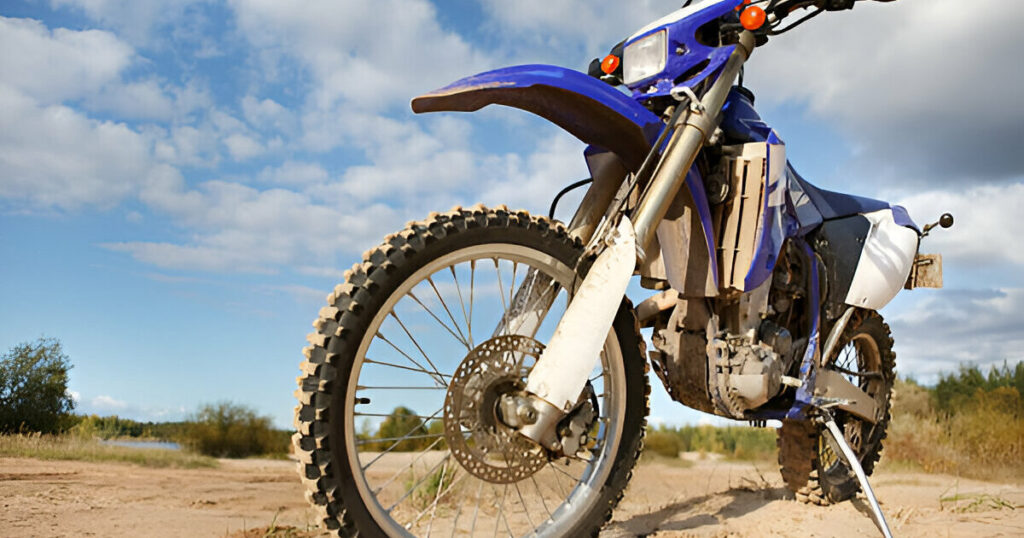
1, 455, 1022, 537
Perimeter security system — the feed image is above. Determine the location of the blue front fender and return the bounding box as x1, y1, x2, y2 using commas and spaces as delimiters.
411, 65, 662, 171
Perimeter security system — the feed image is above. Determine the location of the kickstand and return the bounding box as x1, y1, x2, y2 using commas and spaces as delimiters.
820, 411, 894, 538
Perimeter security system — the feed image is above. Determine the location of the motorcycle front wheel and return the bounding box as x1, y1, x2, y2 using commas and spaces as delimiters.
294, 206, 649, 537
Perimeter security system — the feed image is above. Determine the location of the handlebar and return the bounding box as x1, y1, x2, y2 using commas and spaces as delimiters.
755, 0, 896, 38
770, 0, 893, 17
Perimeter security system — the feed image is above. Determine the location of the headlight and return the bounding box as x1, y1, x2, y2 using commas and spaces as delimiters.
623, 30, 667, 85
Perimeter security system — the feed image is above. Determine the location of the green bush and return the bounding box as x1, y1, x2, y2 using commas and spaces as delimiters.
643, 424, 775, 461
181, 402, 288, 458
644, 429, 681, 458
69, 414, 189, 441
0, 337, 75, 434
360, 407, 446, 452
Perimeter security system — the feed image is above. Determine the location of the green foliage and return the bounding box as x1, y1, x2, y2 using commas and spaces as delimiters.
69, 414, 189, 440
644, 423, 776, 461
406, 461, 457, 509
644, 429, 682, 458
362, 407, 445, 452
0, 337, 75, 434
933, 361, 1024, 415
181, 401, 289, 458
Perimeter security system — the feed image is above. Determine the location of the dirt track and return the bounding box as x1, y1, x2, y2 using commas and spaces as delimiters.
2, 456, 1021, 537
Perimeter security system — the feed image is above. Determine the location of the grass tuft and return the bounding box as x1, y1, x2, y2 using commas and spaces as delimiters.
0, 433, 217, 468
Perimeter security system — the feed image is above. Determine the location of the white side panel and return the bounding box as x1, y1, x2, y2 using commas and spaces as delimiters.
845, 209, 919, 310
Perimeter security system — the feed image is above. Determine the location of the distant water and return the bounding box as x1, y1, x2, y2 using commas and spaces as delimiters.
100, 439, 181, 451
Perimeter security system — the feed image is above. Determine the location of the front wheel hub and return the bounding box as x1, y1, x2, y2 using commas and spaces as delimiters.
443, 335, 549, 484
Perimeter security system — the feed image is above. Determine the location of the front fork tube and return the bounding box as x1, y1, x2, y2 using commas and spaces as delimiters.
518, 32, 757, 449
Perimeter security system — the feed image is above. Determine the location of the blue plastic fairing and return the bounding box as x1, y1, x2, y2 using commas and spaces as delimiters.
623, 0, 743, 101
411, 65, 663, 171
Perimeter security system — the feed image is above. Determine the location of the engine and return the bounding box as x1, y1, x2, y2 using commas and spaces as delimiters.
649, 242, 807, 419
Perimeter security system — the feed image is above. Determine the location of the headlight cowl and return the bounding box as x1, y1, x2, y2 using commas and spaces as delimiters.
623, 30, 667, 86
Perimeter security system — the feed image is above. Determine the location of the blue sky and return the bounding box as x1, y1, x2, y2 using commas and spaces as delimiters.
1, 0, 1022, 429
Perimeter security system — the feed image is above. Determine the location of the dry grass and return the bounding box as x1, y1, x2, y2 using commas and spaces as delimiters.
0, 433, 217, 469
884, 380, 1024, 482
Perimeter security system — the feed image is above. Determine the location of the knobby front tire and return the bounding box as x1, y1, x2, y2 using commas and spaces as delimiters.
293, 206, 650, 537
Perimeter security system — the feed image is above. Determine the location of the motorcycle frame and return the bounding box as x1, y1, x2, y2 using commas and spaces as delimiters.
413, 26, 886, 433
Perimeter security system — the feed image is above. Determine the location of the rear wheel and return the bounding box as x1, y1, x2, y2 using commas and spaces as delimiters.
777, 310, 895, 505
294, 206, 649, 536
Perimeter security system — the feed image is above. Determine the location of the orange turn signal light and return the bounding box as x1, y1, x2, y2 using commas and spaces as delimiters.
601, 54, 620, 75
740, 6, 767, 30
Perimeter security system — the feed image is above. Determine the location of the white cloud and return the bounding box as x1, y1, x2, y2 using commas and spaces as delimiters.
49, 0, 210, 47
0, 86, 151, 210
75, 392, 186, 421
106, 165, 406, 273
476, 132, 589, 215
889, 288, 1024, 382
241, 95, 295, 134
256, 161, 329, 185
477, 0, 682, 60
747, 0, 1024, 183
223, 133, 265, 161
228, 0, 490, 115
0, 16, 134, 104
891, 182, 1024, 268
84, 79, 176, 121
91, 394, 129, 410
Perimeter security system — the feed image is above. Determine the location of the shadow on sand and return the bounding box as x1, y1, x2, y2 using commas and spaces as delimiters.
606, 485, 791, 537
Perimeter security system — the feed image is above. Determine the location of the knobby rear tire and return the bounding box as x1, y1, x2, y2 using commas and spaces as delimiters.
293, 205, 650, 537
777, 310, 895, 505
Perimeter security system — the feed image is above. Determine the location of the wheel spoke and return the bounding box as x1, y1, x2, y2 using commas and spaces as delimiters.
499, 448, 536, 529
358, 432, 444, 446
449, 266, 475, 349
408, 290, 471, 350
428, 276, 472, 348
362, 407, 444, 472
509, 261, 518, 316
469, 260, 476, 345
355, 411, 439, 420
390, 312, 448, 387
448, 483, 467, 538
469, 478, 484, 537
549, 461, 580, 483
493, 483, 509, 538
494, 258, 510, 334
375, 331, 447, 386
531, 474, 553, 520
387, 452, 453, 512
415, 463, 466, 535
362, 357, 452, 380
356, 385, 447, 391
496, 273, 561, 338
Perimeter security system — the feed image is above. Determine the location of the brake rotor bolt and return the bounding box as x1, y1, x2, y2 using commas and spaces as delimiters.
517, 404, 538, 425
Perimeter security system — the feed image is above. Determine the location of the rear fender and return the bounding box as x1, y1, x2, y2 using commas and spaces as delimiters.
411, 64, 663, 171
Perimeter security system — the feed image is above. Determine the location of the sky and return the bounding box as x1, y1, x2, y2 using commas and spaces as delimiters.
1, 0, 1022, 429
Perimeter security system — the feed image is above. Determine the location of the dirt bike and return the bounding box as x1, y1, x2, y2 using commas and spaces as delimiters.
293, 1, 953, 536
